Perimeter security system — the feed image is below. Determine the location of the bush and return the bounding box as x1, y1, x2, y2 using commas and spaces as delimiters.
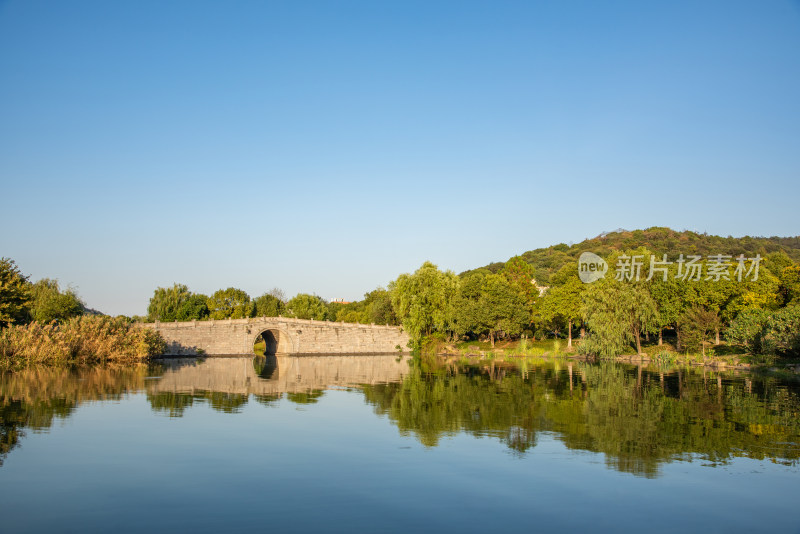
0, 316, 165, 368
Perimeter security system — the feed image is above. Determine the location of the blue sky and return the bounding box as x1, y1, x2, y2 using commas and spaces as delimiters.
1, 0, 799, 316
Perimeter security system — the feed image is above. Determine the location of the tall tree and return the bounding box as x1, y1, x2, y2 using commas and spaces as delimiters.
539, 264, 585, 348
390, 261, 459, 344
0, 258, 31, 328
207, 288, 254, 319
27, 279, 84, 323
501, 256, 538, 323
175, 293, 209, 321
253, 293, 284, 317
582, 280, 658, 357
480, 273, 529, 346
147, 283, 193, 322
363, 288, 397, 325
677, 306, 720, 357
285, 294, 327, 321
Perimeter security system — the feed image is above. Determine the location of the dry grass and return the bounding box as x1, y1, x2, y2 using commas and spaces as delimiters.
0, 316, 165, 368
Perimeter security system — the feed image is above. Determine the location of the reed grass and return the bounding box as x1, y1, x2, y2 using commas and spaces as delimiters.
0, 316, 165, 368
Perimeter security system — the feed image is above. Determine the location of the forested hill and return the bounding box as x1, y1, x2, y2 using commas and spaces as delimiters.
465, 227, 800, 284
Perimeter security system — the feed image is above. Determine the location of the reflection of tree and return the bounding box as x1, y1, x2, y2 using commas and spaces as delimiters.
0, 364, 152, 466
286, 390, 325, 405
206, 392, 248, 413
3, 360, 800, 478
363, 365, 547, 449
363, 360, 800, 477
148, 392, 197, 417
253, 394, 282, 407
148, 391, 249, 416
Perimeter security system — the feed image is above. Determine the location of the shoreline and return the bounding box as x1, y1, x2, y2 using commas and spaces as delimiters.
435, 347, 800, 374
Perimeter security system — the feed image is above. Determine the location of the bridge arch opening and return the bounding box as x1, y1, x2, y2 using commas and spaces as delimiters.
253, 330, 280, 356
252, 327, 292, 356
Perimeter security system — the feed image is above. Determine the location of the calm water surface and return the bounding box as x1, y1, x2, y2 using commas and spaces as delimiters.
1, 355, 799, 533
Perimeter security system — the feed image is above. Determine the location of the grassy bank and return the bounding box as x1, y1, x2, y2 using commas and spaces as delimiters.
431, 336, 796, 372
0, 316, 166, 369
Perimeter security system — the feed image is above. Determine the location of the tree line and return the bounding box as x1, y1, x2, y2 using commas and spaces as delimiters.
389, 248, 800, 358
143, 284, 397, 326
0, 258, 85, 328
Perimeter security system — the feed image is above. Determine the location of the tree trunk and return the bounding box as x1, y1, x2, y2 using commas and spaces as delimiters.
490, 331, 495, 348
658, 329, 663, 346
567, 319, 573, 349
715, 327, 720, 345
568, 363, 573, 392
634, 326, 642, 355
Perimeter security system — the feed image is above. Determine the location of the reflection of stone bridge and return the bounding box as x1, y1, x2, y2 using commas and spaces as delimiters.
149, 355, 412, 396
143, 317, 409, 356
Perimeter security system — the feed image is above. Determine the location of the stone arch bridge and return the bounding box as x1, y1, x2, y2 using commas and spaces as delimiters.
143, 317, 409, 356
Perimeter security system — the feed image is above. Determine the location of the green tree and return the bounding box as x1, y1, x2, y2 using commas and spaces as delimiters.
27, 279, 84, 324
539, 264, 585, 348
390, 261, 459, 345
481, 273, 529, 346
147, 284, 193, 322
677, 306, 720, 356
285, 293, 327, 321
207, 288, 254, 319
500, 256, 538, 323
253, 293, 284, 317
648, 276, 685, 346
363, 288, 396, 325
779, 264, 800, 305
453, 271, 528, 346
727, 305, 800, 357
175, 293, 209, 321
454, 270, 489, 339
0, 258, 31, 328
582, 280, 658, 357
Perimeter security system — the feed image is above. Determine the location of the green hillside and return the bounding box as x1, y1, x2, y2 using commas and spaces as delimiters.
464, 227, 800, 284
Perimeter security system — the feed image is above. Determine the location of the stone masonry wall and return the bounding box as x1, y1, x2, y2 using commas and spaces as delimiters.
142, 317, 410, 356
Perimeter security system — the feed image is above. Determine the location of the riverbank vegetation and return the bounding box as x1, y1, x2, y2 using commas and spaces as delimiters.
0, 316, 165, 369
390, 228, 800, 367
0, 258, 164, 368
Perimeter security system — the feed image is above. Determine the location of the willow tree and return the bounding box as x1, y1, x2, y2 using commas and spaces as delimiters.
390, 261, 459, 345
582, 279, 658, 357
148, 283, 192, 322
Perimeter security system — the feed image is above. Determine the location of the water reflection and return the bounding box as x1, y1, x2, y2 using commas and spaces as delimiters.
362, 360, 800, 477
0, 364, 152, 466
2, 356, 799, 477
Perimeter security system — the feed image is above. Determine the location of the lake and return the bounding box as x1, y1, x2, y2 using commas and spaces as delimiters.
1, 355, 799, 533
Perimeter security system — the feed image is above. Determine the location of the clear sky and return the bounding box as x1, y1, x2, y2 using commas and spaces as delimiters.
1, 1, 799, 316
